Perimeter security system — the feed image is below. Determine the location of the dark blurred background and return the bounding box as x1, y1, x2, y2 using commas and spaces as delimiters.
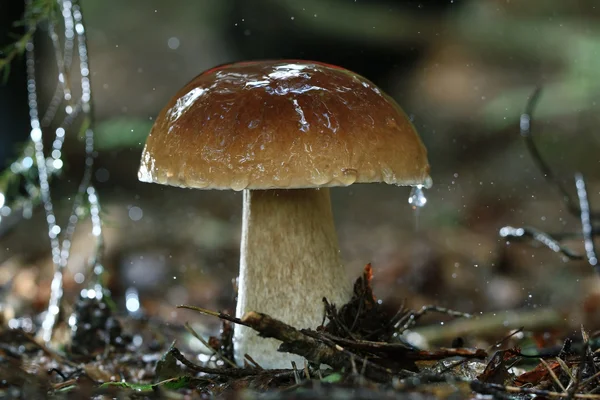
2, 0, 600, 342
0, 1, 28, 165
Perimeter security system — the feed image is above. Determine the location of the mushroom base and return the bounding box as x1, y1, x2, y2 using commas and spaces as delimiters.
234, 188, 352, 369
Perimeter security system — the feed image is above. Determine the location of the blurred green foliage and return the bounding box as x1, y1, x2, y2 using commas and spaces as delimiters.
0, 0, 58, 81
454, 4, 600, 131
94, 117, 153, 150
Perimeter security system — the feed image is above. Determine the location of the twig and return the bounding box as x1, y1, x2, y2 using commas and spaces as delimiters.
349, 279, 368, 333
394, 373, 468, 390
472, 380, 600, 399
168, 347, 270, 378
499, 226, 583, 260
318, 331, 484, 360
575, 326, 599, 394
438, 357, 471, 375
409, 308, 563, 346
183, 322, 237, 369
502, 88, 600, 265
245, 311, 398, 381
532, 230, 600, 240
239, 311, 346, 365
580, 370, 600, 393
303, 361, 311, 380
290, 361, 302, 384
20, 331, 78, 368
519, 87, 600, 221
244, 354, 263, 369
322, 298, 357, 339
555, 358, 575, 386
539, 357, 567, 393
487, 327, 524, 353
396, 305, 473, 333
319, 332, 416, 355
363, 304, 409, 340
575, 174, 600, 275
179, 305, 394, 379
177, 305, 248, 327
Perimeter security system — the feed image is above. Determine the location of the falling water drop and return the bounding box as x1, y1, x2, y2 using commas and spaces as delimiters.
408, 185, 427, 209
408, 184, 429, 231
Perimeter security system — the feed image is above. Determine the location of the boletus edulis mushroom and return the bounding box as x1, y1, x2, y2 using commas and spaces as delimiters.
138, 60, 431, 369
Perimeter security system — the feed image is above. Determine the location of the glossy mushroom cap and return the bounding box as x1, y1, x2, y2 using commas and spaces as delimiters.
138, 60, 430, 190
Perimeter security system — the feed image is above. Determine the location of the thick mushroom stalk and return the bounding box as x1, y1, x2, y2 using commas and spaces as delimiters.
234, 188, 352, 368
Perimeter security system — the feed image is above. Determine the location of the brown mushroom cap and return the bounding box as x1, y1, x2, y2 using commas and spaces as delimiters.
138, 60, 430, 190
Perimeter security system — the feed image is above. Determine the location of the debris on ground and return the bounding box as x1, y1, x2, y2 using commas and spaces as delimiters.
1, 264, 599, 399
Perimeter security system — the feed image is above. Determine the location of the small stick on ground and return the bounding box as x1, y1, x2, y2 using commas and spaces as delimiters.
168, 347, 276, 378
177, 305, 248, 326
539, 357, 568, 393
471, 380, 600, 399
184, 322, 237, 368
244, 354, 263, 369
409, 308, 564, 346
396, 305, 473, 333
242, 311, 398, 382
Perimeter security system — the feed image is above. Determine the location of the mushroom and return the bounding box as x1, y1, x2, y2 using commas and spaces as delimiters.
138, 60, 430, 369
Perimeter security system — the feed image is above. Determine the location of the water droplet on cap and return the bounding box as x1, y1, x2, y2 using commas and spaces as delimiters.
337, 168, 358, 186
381, 167, 396, 184
423, 176, 433, 189
231, 177, 249, 191
194, 180, 210, 188
309, 169, 330, 185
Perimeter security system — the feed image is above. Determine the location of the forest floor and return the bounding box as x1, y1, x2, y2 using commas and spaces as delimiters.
2, 265, 599, 399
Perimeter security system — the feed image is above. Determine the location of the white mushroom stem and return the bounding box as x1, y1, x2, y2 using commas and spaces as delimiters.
234, 188, 352, 369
